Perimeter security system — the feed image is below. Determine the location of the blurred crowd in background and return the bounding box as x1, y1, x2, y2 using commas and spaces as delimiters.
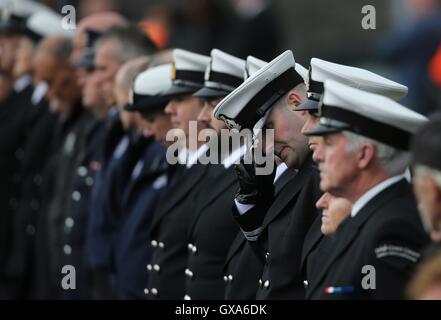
30, 0, 441, 114
0, 0, 441, 300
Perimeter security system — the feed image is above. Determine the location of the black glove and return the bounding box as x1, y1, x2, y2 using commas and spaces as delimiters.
235, 148, 276, 205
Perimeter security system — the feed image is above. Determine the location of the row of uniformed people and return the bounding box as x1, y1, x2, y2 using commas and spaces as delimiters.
125, 50, 242, 299
1, 1, 437, 301
0, 1, 164, 299
122, 44, 434, 300
0, 1, 78, 298
47, 18, 160, 299
217, 51, 430, 299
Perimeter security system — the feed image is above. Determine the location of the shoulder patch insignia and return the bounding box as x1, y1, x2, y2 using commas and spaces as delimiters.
375, 244, 420, 263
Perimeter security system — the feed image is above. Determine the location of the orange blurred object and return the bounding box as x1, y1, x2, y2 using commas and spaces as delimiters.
138, 20, 169, 50
429, 44, 441, 88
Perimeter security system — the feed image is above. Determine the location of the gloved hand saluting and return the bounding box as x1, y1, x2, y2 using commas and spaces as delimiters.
235, 147, 276, 206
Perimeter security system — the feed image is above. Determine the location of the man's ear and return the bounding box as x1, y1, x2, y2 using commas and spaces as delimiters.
286, 91, 303, 106
430, 178, 441, 204
285, 91, 307, 116
357, 144, 376, 169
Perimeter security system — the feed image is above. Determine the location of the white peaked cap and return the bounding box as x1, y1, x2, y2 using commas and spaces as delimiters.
297, 57, 409, 112
209, 49, 245, 79
173, 48, 211, 71
125, 64, 173, 112
214, 50, 306, 130
245, 56, 268, 79
27, 10, 74, 38
305, 80, 427, 150
162, 49, 211, 97
310, 58, 408, 101
0, 0, 50, 19
295, 63, 308, 85
194, 49, 245, 98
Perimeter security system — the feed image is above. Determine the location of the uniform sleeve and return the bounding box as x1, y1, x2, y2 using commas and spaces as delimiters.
232, 200, 270, 242
234, 199, 255, 215
367, 219, 429, 300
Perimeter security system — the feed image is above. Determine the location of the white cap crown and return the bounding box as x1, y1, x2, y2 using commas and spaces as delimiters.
310, 58, 408, 101
27, 10, 74, 38
133, 64, 172, 96
173, 49, 211, 73
214, 50, 306, 130
245, 56, 268, 79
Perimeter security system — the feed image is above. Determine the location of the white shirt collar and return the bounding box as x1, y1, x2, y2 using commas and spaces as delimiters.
223, 144, 248, 169
31, 81, 48, 106
222, 146, 287, 180
186, 144, 209, 168
351, 174, 406, 218
177, 147, 188, 165
274, 162, 288, 183
14, 74, 32, 93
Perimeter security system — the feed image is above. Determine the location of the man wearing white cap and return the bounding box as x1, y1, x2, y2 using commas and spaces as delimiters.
297, 57, 409, 162
223, 55, 271, 300
181, 49, 246, 300
103, 57, 169, 300
125, 61, 174, 146
144, 49, 214, 299
303, 80, 430, 299
214, 50, 322, 299
299, 58, 411, 294
126, 59, 236, 299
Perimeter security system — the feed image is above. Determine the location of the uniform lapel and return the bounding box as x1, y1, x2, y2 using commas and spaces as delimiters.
122, 156, 163, 210
131, 144, 167, 189
261, 157, 314, 229
300, 214, 324, 272
224, 231, 247, 270
274, 167, 297, 194
150, 164, 208, 230
187, 166, 238, 236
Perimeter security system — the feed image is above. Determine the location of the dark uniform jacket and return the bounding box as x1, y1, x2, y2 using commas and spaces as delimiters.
57, 118, 104, 299
114, 139, 167, 299
300, 213, 325, 296
85, 111, 125, 272
39, 103, 94, 298
146, 163, 210, 299
183, 164, 239, 300
13, 101, 58, 299
223, 166, 297, 300
62, 110, 123, 299
0, 85, 34, 298
91, 132, 149, 263
234, 156, 321, 299
304, 179, 430, 300
223, 229, 263, 300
